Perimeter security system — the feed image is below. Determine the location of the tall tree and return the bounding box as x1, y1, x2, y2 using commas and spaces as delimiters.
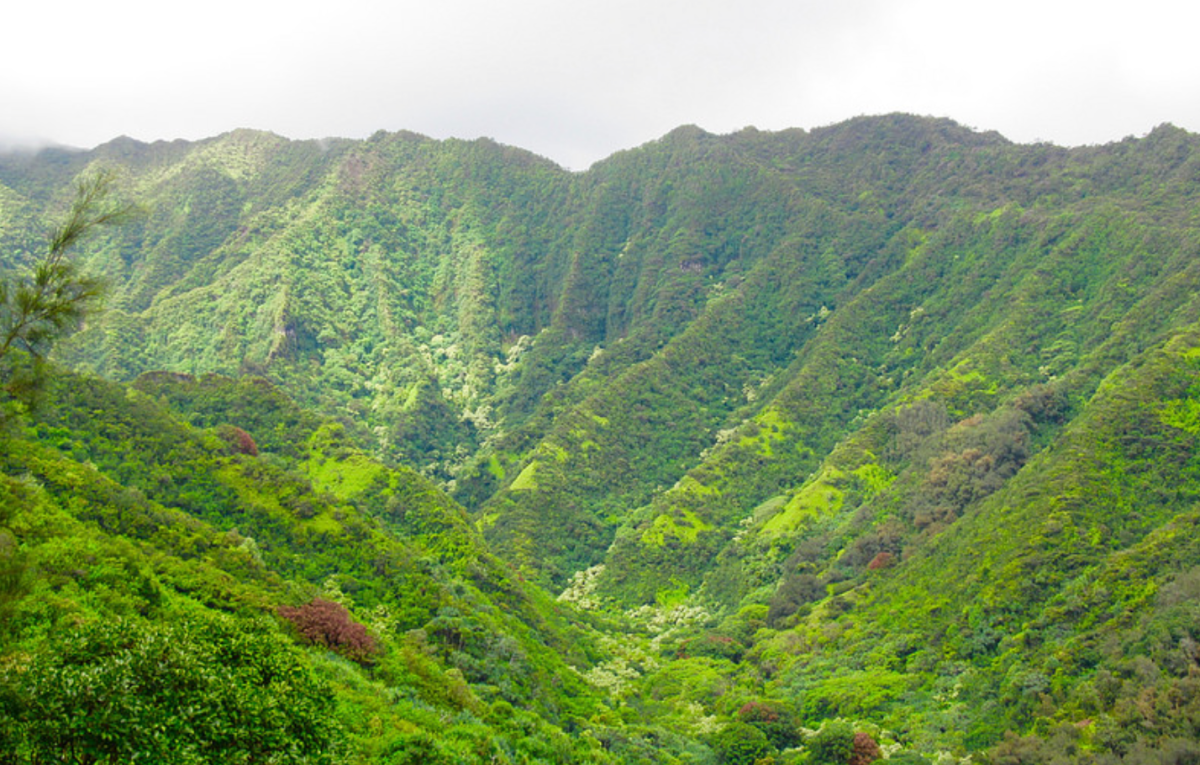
0, 168, 133, 420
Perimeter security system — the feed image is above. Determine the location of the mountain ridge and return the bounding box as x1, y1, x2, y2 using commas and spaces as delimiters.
4, 113, 1200, 761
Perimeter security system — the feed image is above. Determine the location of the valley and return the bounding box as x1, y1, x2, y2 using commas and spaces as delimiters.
3, 114, 1200, 763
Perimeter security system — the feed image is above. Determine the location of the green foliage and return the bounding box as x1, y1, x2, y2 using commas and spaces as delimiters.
738, 700, 802, 750
1, 168, 132, 422
0, 528, 25, 629
5, 115, 1200, 762
713, 721, 774, 765
0, 614, 338, 764
799, 672, 911, 720
806, 720, 856, 765
0, 369, 635, 763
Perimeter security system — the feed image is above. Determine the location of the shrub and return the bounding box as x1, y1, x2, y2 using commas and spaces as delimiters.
738, 700, 802, 749
0, 615, 337, 763
849, 731, 881, 765
713, 721, 774, 765
279, 597, 378, 662
679, 633, 745, 662
216, 424, 259, 456
867, 552, 895, 571
807, 720, 856, 765
767, 573, 824, 626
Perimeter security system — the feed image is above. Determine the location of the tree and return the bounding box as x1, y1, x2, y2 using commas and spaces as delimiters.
278, 597, 379, 663
0, 614, 339, 763
807, 720, 856, 765
713, 721, 775, 765
0, 169, 134, 418
848, 732, 881, 765
737, 700, 802, 750
0, 518, 24, 632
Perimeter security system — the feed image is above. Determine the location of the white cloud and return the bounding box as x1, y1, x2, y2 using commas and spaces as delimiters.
2, 0, 1197, 169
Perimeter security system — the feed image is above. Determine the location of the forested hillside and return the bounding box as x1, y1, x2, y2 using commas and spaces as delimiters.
3, 114, 1200, 762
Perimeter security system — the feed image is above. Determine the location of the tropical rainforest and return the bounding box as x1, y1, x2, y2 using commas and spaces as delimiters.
2, 113, 1200, 763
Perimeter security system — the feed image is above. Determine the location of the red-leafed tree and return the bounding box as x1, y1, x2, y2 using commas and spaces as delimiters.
867, 551, 896, 571
278, 598, 377, 663
216, 424, 258, 456
849, 731, 881, 765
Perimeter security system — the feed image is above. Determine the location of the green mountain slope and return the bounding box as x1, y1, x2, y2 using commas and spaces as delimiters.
1, 369, 718, 762
4, 114, 1200, 761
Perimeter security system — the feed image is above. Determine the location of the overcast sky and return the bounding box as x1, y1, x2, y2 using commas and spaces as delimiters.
2, 0, 1197, 170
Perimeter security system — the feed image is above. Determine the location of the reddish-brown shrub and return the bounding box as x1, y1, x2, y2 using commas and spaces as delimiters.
278, 597, 377, 663
849, 731, 881, 765
867, 551, 896, 570
216, 424, 259, 456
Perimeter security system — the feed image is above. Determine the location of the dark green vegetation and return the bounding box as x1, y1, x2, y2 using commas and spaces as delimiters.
3, 114, 1200, 762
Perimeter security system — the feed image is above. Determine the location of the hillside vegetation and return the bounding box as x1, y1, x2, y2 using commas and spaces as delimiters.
3, 114, 1200, 762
